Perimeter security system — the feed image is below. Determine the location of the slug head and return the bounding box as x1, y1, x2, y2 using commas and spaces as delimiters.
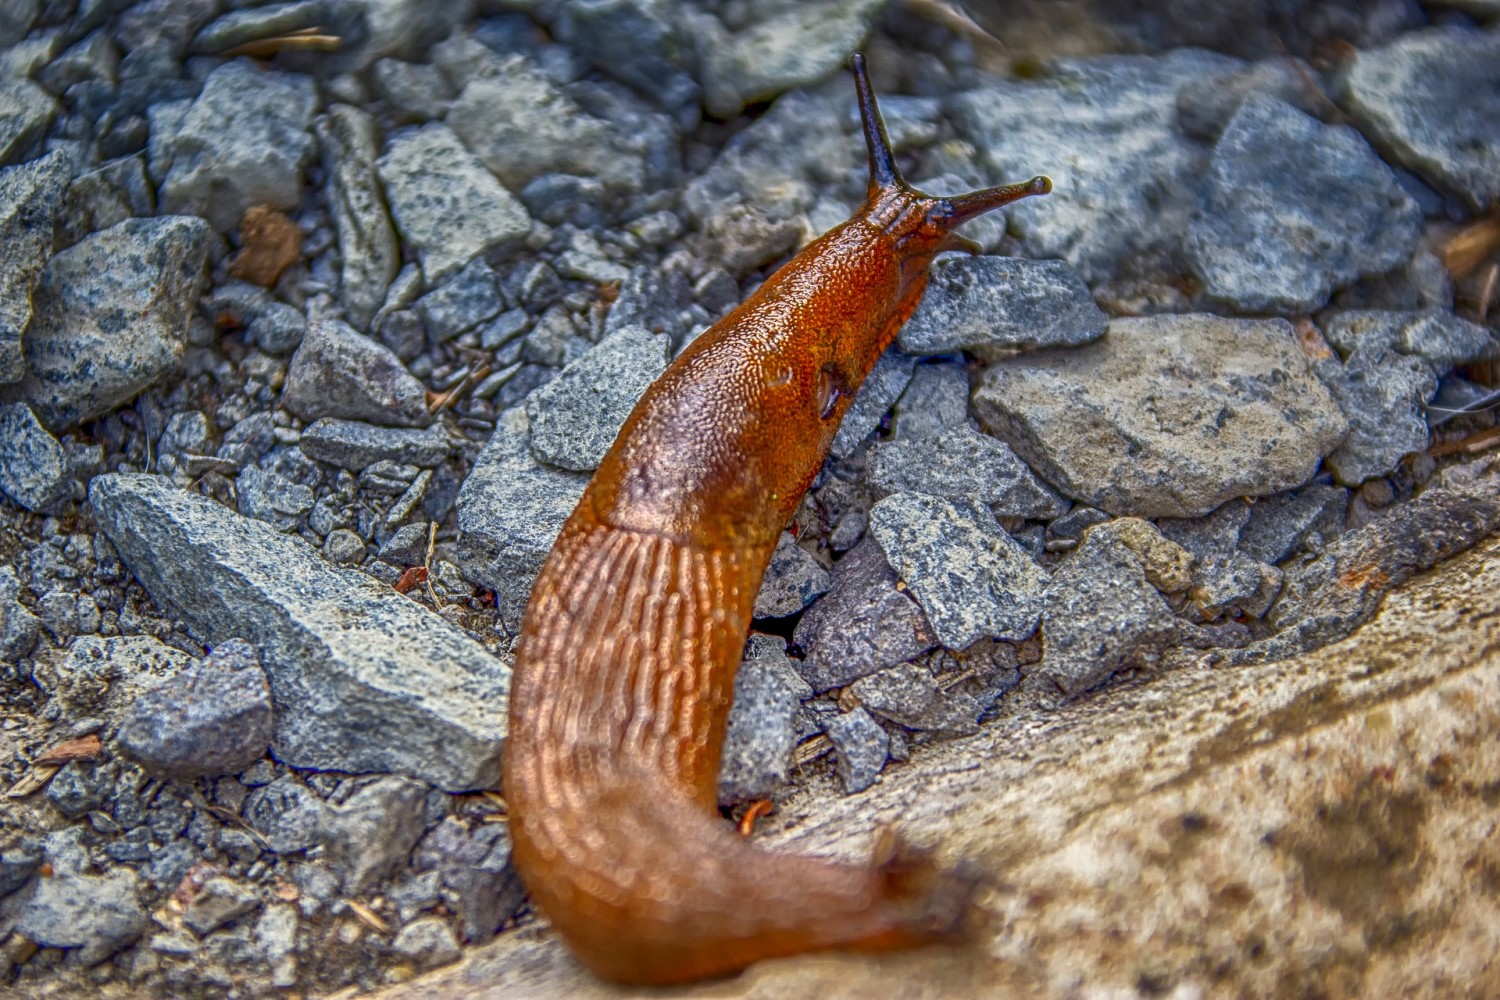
851, 53, 1051, 286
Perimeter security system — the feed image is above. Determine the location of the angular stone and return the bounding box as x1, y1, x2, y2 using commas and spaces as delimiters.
320, 776, 428, 893
412, 818, 524, 945
15, 866, 147, 966
524, 325, 670, 472
973, 315, 1348, 518
718, 634, 812, 805
553, 0, 699, 121
898, 257, 1107, 359
867, 426, 1067, 520
31, 635, 191, 738
2, 216, 211, 429
1175, 56, 1330, 141
0, 78, 57, 166
159, 61, 317, 230
0, 150, 70, 383
850, 662, 982, 736
753, 532, 831, 619
1185, 95, 1422, 313
89, 473, 510, 790
181, 877, 260, 937
1336, 26, 1500, 211
456, 406, 589, 634
0, 402, 70, 513
890, 360, 969, 442
299, 418, 450, 470
244, 775, 328, 854
1085, 517, 1195, 595
416, 259, 504, 343
1238, 484, 1348, 565
392, 916, 462, 970
0, 565, 39, 662
320, 104, 399, 329
1320, 310, 1498, 377
870, 493, 1046, 650
822, 706, 888, 794
830, 349, 916, 459
377, 123, 531, 284
1317, 348, 1436, 486
282, 319, 431, 428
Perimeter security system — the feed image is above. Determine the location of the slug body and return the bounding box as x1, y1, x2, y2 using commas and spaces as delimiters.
505, 55, 1049, 986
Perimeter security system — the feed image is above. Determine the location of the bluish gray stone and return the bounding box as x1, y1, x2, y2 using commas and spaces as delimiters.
1176, 56, 1330, 141
822, 706, 888, 794
898, 257, 1107, 359
320, 104, 399, 329
377, 123, 531, 285
180, 877, 260, 938
974, 315, 1348, 518
1317, 347, 1437, 486
236, 465, 314, 532
830, 349, 916, 459
1238, 484, 1348, 565
1158, 501, 1284, 619
718, 634, 812, 805
55, 154, 156, 251
525, 325, 671, 471
0, 150, 71, 383
1, 216, 211, 429
246, 301, 306, 356
15, 865, 147, 965
603, 265, 693, 343
391, 916, 462, 969
1185, 95, 1422, 314
412, 818, 524, 945
553, 0, 699, 122
753, 532, 831, 619
319, 776, 428, 893
0, 566, 39, 661
114, 638, 273, 781
244, 775, 328, 854
890, 360, 969, 442
90, 473, 510, 790
0, 78, 57, 166
0, 402, 71, 513
299, 418, 450, 470
416, 259, 504, 343
282, 319, 431, 428
870, 493, 1047, 650
867, 426, 1068, 520
159, 60, 317, 231
1321, 310, 1498, 377
189, 0, 328, 55
456, 406, 589, 634
849, 662, 982, 736
1335, 27, 1500, 211
371, 58, 455, 123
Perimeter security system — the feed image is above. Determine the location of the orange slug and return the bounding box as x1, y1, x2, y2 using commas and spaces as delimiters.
504, 54, 1050, 986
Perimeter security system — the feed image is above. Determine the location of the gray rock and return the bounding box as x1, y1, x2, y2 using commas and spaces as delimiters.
412, 818, 524, 945
867, 426, 1068, 520
1317, 348, 1436, 486
155, 410, 211, 477
479, 309, 529, 352
950, 50, 1241, 283
1035, 526, 1184, 696
890, 361, 969, 442
256, 903, 299, 987
322, 528, 366, 564
1321, 310, 1498, 376
319, 105, 399, 329
0, 402, 71, 513
282, 319, 431, 428
1, 216, 210, 429
31, 635, 191, 738
416, 259, 504, 343
1335, 27, 1500, 211
830, 349, 916, 459
718, 634, 812, 804
870, 493, 1047, 650
752, 532, 831, 619
320, 776, 428, 893
114, 637, 274, 780
299, 418, 450, 470
181, 877, 260, 937
0, 0, 36, 49
898, 257, 1107, 359
792, 536, 938, 693
377, 522, 429, 565
1239, 484, 1348, 565
524, 325, 671, 471
822, 706, 888, 794
338, 0, 474, 72
1185, 95, 1422, 314
0, 842, 39, 898
244, 775, 328, 854
236, 465, 314, 532
0, 150, 70, 383
371, 58, 455, 123
0, 78, 56, 166
90, 473, 510, 790
553, 0, 699, 122
55, 154, 156, 251
1176, 56, 1330, 141
446, 55, 649, 196
15, 866, 147, 965
391, 916, 461, 970
1158, 502, 1283, 619
603, 265, 694, 343
973, 315, 1348, 518
45, 761, 102, 819
520, 173, 608, 229
0, 565, 39, 661
376, 123, 532, 285
850, 662, 982, 736
456, 407, 589, 633
159, 61, 318, 230
693, 0, 885, 118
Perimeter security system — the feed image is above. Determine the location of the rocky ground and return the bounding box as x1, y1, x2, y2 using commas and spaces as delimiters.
0, 1, 1496, 997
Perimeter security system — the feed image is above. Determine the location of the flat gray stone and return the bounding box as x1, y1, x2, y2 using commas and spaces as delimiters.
973, 315, 1349, 518
898, 257, 1107, 359
717, 634, 812, 805
0, 77, 56, 166
1321, 310, 1498, 376
1158, 502, 1283, 619
0, 150, 70, 383
1185, 95, 1422, 313
553, 0, 699, 122
0, 565, 39, 661
320, 775, 428, 893
1317, 347, 1437, 486
377, 123, 532, 285
15, 866, 147, 966
890, 360, 969, 441
299, 418, 450, 470
822, 706, 888, 794
867, 425, 1068, 520
282, 319, 431, 428
849, 661, 982, 736
1, 216, 210, 429
417, 259, 504, 343
320, 104, 399, 329
752, 532, 831, 619
412, 818, 524, 945
870, 493, 1047, 650
1336, 26, 1500, 211
951, 49, 1241, 283
392, 917, 462, 970
830, 349, 916, 459
524, 325, 670, 471
1175, 56, 1330, 141
244, 775, 327, 853
181, 876, 260, 937
456, 406, 589, 634
31, 634, 192, 738
159, 60, 318, 230
89, 473, 510, 790
0, 402, 70, 513
1238, 484, 1349, 565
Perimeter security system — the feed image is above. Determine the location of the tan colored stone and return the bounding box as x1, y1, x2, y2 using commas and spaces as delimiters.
383, 536, 1500, 1000
1087, 515, 1196, 593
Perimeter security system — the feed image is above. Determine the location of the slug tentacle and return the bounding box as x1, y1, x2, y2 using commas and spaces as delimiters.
505, 52, 1051, 986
